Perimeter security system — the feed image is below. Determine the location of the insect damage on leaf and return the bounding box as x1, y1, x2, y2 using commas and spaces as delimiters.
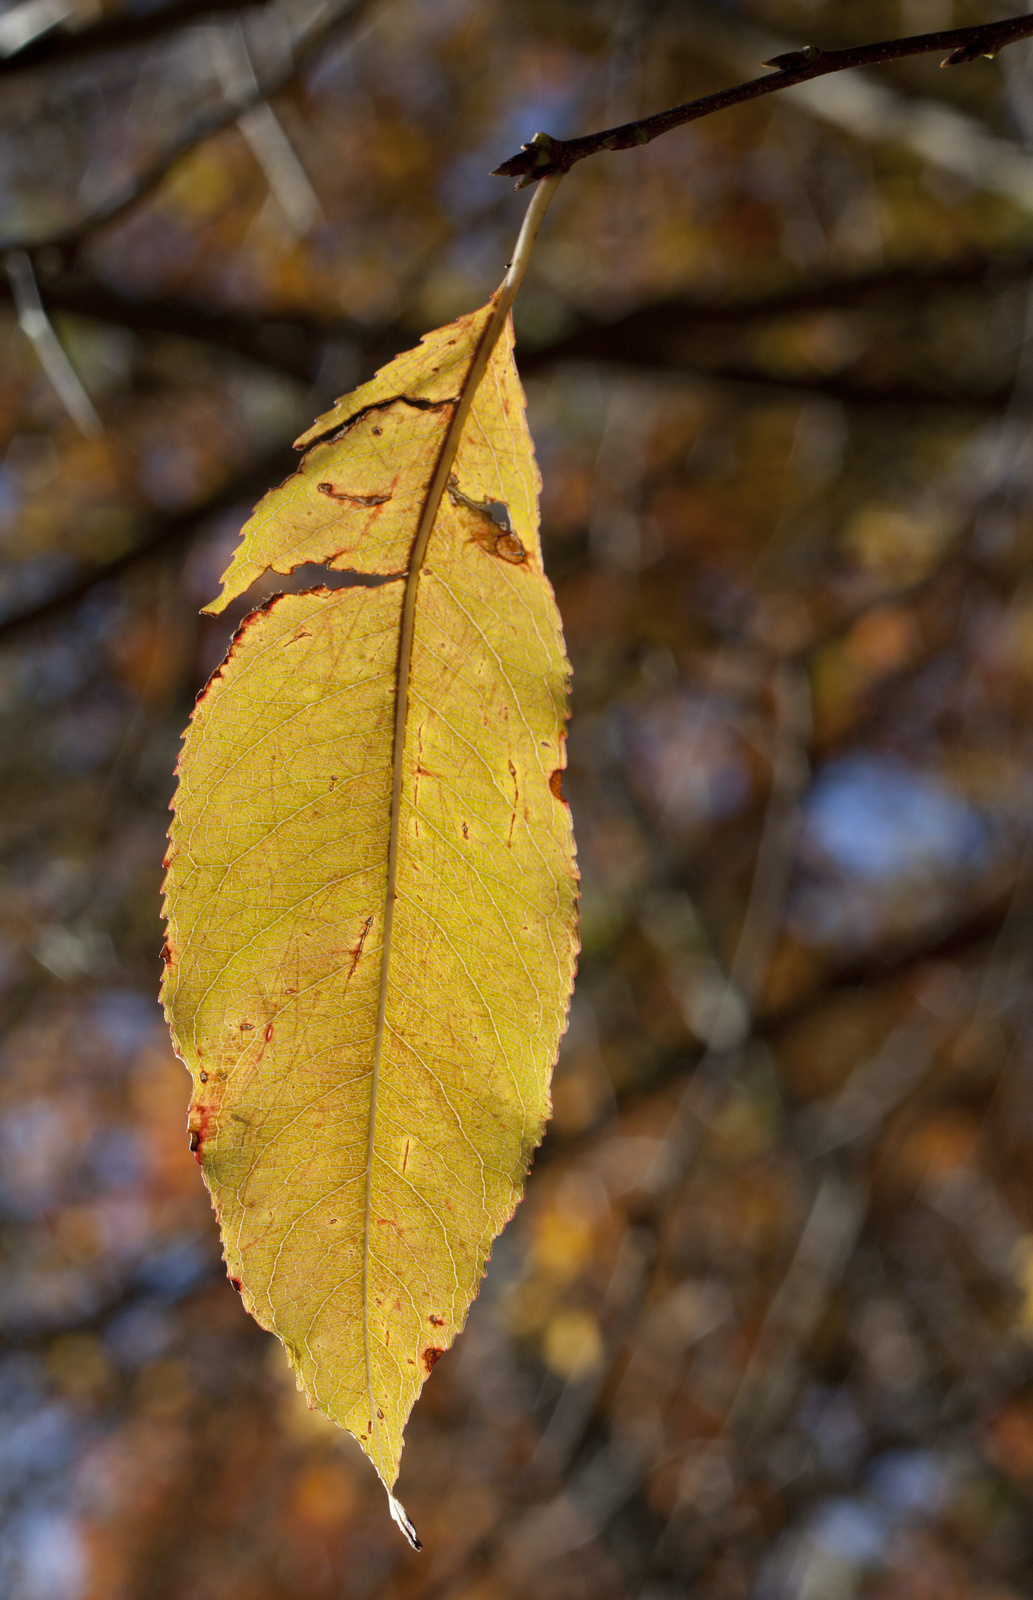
316, 482, 393, 507
161, 299, 579, 1533
446, 473, 527, 563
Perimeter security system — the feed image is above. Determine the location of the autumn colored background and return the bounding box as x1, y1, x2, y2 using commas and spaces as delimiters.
5, 0, 1033, 1595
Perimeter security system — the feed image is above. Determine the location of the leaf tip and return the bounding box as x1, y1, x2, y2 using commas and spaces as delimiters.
388, 1493, 422, 1551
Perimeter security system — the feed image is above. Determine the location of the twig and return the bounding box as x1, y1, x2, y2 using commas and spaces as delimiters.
492, 15, 1033, 185
6, 249, 102, 437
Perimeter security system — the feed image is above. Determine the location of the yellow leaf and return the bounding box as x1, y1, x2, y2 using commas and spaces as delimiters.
162, 296, 579, 1527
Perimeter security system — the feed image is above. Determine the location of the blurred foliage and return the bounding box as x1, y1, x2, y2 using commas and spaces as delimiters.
6, 0, 1033, 1596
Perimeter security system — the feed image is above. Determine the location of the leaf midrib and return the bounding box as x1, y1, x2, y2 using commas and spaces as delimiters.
362, 297, 513, 1480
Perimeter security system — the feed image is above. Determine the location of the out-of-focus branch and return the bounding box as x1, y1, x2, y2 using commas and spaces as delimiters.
757, 889, 1020, 1039
492, 14, 1033, 185
723, 1172, 867, 1440
7, 255, 1028, 406
724, 665, 812, 1012
0, 0, 268, 75
0, 440, 298, 641
523, 343, 1018, 412
0, 240, 1025, 642
0, 0, 375, 252
581, 886, 1017, 1138
519, 257, 1033, 409
589, 254, 1033, 321
6, 249, 102, 436
0, 267, 376, 377
520, 257, 1033, 363
212, 20, 323, 238
0, 388, 1006, 643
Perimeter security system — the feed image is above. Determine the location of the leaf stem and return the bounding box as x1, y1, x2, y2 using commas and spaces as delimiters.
498, 174, 564, 312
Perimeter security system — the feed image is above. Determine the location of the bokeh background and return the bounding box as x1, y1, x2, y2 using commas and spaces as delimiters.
6, 0, 1033, 1595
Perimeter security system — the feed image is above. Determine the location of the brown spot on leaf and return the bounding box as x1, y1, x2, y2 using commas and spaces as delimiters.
317, 482, 391, 507
239, 1021, 254, 1031
228, 1277, 242, 1293
447, 475, 527, 563
549, 768, 567, 802
189, 1103, 214, 1164
493, 533, 526, 564
422, 1347, 445, 1373
345, 915, 373, 985
429, 1314, 444, 1326
507, 759, 519, 848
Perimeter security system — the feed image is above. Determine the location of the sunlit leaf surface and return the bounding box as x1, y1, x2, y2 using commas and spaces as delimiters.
162, 303, 579, 1500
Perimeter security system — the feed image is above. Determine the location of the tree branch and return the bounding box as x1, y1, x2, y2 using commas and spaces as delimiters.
757, 886, 1020, 1039
0, 0, 270, 78
6, 250, 102, 437
1, 0, 375, 252
492, 15, 1033, 185
519, 321, 1019, 412
0, 441, 298, 642
0, 265, 413, 381
11, 252, 1029, 400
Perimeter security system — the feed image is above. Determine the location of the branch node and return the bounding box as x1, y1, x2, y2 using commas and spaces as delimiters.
941, 41, 998, 66
761, 45, 822, 72
491, 130, 565, 188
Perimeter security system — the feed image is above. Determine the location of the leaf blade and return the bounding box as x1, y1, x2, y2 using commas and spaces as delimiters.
163, 303, 578, 1496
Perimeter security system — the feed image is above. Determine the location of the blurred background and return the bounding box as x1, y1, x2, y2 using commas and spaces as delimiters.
6, 0, 1033, 1595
